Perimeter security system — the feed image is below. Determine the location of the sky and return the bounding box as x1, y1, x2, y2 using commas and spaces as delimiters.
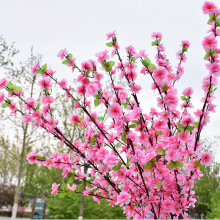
0, 0, 220, 158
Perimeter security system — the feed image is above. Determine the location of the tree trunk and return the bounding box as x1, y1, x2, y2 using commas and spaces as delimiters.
78, 164, 88, 220
11, 124, 28, 220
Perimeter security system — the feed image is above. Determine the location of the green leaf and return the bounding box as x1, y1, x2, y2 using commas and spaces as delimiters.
36, 69, 43, 74
186, 125, 195, 132
126, 157, 131, 168
68, 53, 73, 58
62, 60, 68, 64
204, 50, 211, 59
68, 175, 75, 184
208, 14, 215, 24
133, 120, 140, 126
210, 49, 218, 56
2, 102, 8, 108
121, 131, 127, 143
144, 162, 153, 169
129, 124, 136, 128
7, 82, 14, 90
178, 123, 184, 132
157, 147, 164, 154
14, 86, 22, 92
142, 57, 151, 67
36, 103, 40, 110
194, 122, 199, 126
155, 130, 162, 135
106, 42, 113, 47
155, 181, 162, 188
194, 160, 200, 167
94, 98, 99, 106
102, 61, 115, 72
98, 116, 104, 122
152, 42, 157, 46
183, 46, 188, 52
175, 161, 183, 168
94, 93, 100, 107
194, 160, 205, 172
58, 192, 66, 199
36, 155, 45, 160
42, 64, 47, 71
62, 183, 68, 191
112, 161, 122, 171
168, 161, 176, 170
180, 96, 188, 101
89, 136, 96, 146
168, 161, 183, 170
161, 84, 169, 92
149, 63, 157, 70
157, 147, 166, 157
215, 18, 220, 27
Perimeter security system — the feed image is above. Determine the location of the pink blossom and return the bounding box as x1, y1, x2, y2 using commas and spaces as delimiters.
106, 30, 117, 40
25, 97, 36, 111
23, 114, 33, 124
9, 102, 17, 114
67, 183, 77, 191
130, 84, 142, 93
207, 63, 220, 77
58, 79, 67, 88
104, 154, 119, 168
0, 78, 8, 90
157, 44, 165, 52
57, 48, 67, 60
200, 152, 212, 165
202, 2, 217, 15
182, 87, 193, 96
81, 60, 93, 71
117, 191, 131, 207
178, 131, 188, 142
131, 107, 142, 120
134, 149, 146, 162
96, 148, 109, 161
181, 115, 195, 126
0, 92, 4, 103
27, 152, 38, 164
202, 35, 217, 50
126, 45, 136, 56
108, 103, 123, 119
86, 83, 98, 97
39, 78, 51, 90
67, 58, 76, 69
95, 50, 109, 63
181, 40, 190, 49
153, 67, 167, 84
166, 149, 179, 161
70, 114, 80, 125
51, 183, 59, 195
154, 119, 166, 130
83, 186, 92, 196
32, 64, 38, 75
151, 32, 162, 39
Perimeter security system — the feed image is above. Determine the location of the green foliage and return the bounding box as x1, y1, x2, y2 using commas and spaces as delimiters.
206, 189, 220, 219
47, 193, 126, 219
191, 161, 220, 218
94, 93, 100, 107
161, 84, 169, 92
121, 130, 127, 143
112, 161, 122, 171
168, 161, 183, 170
101, 60, 115, 72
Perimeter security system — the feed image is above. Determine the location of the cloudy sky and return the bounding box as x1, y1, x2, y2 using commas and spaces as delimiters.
0, 0, 220, 158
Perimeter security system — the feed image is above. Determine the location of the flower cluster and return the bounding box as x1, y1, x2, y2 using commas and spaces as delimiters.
1, 2, 220, 219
